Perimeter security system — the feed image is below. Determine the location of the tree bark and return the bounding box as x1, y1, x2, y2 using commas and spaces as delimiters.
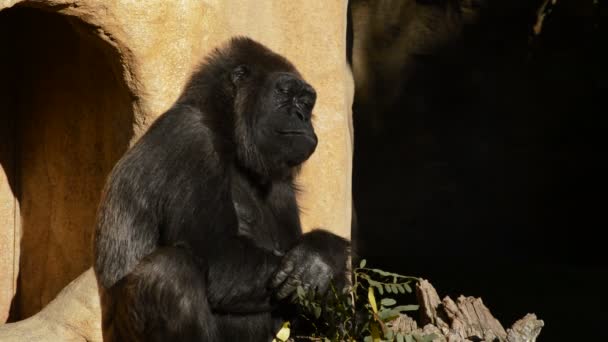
390, 279, 544, 342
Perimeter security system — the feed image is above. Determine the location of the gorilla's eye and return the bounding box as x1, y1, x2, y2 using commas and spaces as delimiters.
415, 0, 445, 5
301, 99, 314, 110
277, 86, 290, 95
231, 65, 250, 85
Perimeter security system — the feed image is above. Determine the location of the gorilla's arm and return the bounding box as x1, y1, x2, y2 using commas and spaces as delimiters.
206, 229, 350, 312
94, 140, 165, 289
148, 107, 289, 314
204, 234, 282, 313
192, 190, 350, 313
174, 179, 284, 314
95, 106, 284, 315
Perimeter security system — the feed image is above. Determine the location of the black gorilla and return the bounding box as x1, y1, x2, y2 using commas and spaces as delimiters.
93, 37, 350, 341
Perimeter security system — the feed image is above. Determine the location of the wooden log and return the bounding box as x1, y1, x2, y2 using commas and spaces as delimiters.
390, 279, 544, 342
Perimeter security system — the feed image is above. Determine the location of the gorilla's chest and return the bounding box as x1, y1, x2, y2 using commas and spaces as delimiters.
231, 177, 301, 255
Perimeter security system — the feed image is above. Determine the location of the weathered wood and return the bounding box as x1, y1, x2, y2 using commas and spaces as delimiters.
506, 314, 544, 342
389, 279, 543, 342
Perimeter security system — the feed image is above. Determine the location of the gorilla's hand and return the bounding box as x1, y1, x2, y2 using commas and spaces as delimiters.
270, 229, 349, 300
271, 244, 332, 300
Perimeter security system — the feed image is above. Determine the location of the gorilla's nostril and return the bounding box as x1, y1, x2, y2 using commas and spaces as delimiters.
290, 104, 305, 121
295, 111, 305, 121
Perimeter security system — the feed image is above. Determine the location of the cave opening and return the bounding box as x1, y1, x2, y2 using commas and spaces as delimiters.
0, 6, 135, 320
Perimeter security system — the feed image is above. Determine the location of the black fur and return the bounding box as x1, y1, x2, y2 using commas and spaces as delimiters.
93, 37, 350, 342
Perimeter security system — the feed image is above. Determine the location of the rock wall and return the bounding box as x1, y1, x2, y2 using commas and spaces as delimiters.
0, 0, 353, 326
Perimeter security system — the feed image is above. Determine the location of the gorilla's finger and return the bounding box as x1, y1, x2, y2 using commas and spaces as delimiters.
276, 275, 301, 299
290, 282, 311, 302
277, 263, 308, 299
302, 283, 311, 293
271, 258, 295, 288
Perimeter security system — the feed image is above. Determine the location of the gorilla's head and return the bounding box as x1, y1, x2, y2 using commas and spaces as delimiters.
182, 37, 318, 181
234, 65, 318, 169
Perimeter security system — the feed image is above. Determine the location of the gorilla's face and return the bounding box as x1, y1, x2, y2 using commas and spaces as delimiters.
234, 68, 318, 173
260, 72, 318, 166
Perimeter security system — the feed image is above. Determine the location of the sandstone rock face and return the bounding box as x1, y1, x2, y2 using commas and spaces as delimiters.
0, 0, 352, 334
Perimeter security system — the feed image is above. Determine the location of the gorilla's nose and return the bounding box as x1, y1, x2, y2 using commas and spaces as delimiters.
292, 108, 306, 121
291, 99, 310, 122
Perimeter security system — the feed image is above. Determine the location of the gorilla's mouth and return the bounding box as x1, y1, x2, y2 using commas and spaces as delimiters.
276, 130, 318, 147
276, 129, 309, 136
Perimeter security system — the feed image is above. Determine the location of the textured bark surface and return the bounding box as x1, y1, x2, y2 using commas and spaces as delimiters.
0, 0, 353, 333
389, 280, 544, 342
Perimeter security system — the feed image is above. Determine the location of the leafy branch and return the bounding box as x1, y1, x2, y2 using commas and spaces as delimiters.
273, 260, 436, 342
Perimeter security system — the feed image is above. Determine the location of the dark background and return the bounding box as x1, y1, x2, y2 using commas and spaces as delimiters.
350, 0, 608, 340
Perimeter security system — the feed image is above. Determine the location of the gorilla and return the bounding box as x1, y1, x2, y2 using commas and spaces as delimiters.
93, 37, 350, 341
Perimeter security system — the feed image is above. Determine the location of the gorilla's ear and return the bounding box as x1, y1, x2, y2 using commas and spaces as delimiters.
231, 65, 250, 85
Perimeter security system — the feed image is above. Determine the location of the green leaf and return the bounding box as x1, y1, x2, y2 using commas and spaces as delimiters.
418, 333, 438, 342
397, 284, 406, 294
362, 321, 370, 331
375, 283, 384, 295
396, 333, 405, 342
363, 268, 419, 281
393, 305, 419, 312
405, 335, 414, 342
385, 284, 392, 293
368, 287, 378, 313
370, 268, 391, 276
314, 305, 322, 319
385, 329, 394, 340
378, 309, 400, 321
360, 259, 367, 268
297, 286, 306, 298
403, 283, 412, 293
380, 298, 396, 306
